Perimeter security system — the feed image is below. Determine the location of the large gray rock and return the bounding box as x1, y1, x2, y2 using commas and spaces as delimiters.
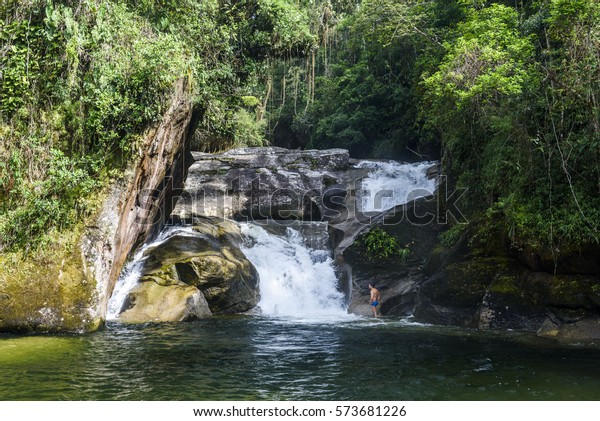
118, 280, 211, 323
343, 197, 443, 317
137, 217, 260, 314
171, 147, 357, 222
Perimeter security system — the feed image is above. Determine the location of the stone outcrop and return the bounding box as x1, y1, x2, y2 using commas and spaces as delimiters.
408, 223, 600, 338
344, 197, 443, 317
117, 217, 260, 322
170, 147, 359, 222
118, 280, 211, 324
0, 78, 199, 333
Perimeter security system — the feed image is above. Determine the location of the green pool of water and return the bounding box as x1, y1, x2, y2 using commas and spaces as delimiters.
1, 316, 600, 400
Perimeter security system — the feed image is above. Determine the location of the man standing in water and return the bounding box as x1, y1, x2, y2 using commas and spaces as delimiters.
368, 283, 381, 317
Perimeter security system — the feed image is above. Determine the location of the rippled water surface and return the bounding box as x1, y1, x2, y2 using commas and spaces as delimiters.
2, 317, 600, 400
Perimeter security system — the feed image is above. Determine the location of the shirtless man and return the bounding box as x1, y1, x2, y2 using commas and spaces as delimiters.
368, 283, 381, 317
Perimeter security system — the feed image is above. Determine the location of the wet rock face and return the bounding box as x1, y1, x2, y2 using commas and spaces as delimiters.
515, 243, 600, 275
344, 197, 443, 317
170, 147, 355, 222
413, 256, 547, 330
118, 281, 211, 323
118, 217, 260, 322
411, 230, 600, 335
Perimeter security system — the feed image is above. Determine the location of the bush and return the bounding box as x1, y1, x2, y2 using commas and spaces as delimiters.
232, 109, 267, 147
0, 150, 98, 250
439, 224, 467, 247
360, 227, 411, 262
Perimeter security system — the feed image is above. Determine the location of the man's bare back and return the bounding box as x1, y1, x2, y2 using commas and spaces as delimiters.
368, 283, 380, 317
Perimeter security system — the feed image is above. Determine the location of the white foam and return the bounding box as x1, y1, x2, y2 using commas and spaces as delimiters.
106, 226, 197, 320
240, 223, 351, 322
357, 160, 437, 212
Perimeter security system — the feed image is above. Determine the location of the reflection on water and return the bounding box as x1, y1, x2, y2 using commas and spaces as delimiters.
1, 317, 600, 400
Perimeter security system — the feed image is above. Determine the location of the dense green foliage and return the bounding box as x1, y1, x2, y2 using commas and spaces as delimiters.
263, 0, 600, 255
360, 227, 411, 262
0, 0, 314, 250
2, 0, 599, 258
425, 0, 600, 251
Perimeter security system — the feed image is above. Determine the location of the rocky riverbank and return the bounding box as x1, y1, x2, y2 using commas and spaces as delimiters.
345, 195, 600, 342
0, 78, 198, 333
3, 144, 599, 342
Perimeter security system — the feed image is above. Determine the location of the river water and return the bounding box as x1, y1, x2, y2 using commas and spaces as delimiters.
2, 160, 599, 401
1, 317, 600, 400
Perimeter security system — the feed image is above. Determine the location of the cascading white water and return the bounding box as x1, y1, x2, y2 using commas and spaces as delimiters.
357, 160, 437, 212
236, 161, 436, 321
106, 247, 146, 320
239, 223, 350, 321
106, 226, 197, 320
107, 158, 437, 322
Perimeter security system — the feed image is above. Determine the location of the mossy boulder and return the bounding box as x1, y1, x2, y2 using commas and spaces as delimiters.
414, 256, 538, 328
476, 273, 547, 331
526, 273, 600, 309
0, 227, 100, 333
137, 217, 260, 314
118, 280, 211, 323
414, 245, 600, 332
414, 262, 489, 327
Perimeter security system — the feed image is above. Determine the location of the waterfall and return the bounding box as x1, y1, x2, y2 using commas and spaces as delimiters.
239, 223, 351, 321
357, 160, 437, 212
106, 226, 197, 320
107, 221, 352, 322
107, 156, 437, 322
106, 247, 146, 320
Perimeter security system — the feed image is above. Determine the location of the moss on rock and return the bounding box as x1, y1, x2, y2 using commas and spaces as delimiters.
137, 217, 260, 314
118, 280, 211, 323
0, 226, 99, 333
